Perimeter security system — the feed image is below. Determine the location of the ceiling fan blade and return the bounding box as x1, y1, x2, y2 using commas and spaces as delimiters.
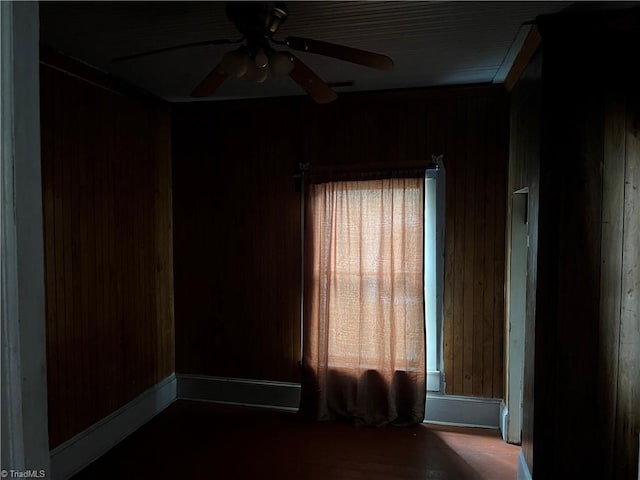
285, 36, 394, 71
288, 53, 337, 104
112, 38, 243, 63
191, 64, 229, 98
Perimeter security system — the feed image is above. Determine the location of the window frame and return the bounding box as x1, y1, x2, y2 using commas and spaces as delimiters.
425, 166, 445, 392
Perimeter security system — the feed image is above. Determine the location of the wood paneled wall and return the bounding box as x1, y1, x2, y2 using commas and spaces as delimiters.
172, 99, 305, 383
40, 61, 174, 449
172, 86, 508, 398
509, 8, 640, 479
601, 87, 640, 480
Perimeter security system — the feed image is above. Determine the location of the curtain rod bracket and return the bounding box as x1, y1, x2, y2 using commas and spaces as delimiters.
294, 163, 310, 192
431, 154, 444, 170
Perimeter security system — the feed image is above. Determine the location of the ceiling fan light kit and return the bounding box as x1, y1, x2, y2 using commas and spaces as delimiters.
244, 59, 269, 83
220, 47, 294, 81
113, 1, 394, 103
220, 49, 249, 77
270, 52, 295, 75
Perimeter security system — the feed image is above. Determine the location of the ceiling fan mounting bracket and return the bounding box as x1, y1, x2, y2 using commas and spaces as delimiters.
225, 2, 288, 41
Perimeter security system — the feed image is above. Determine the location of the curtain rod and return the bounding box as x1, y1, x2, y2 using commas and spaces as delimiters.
301, 161, 438, 174
293, 156, 444, 191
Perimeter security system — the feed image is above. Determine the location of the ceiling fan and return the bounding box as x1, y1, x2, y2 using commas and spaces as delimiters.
112, 1, 394, 103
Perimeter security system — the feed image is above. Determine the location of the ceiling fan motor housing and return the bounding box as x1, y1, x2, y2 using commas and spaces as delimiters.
225, 2, 288, 39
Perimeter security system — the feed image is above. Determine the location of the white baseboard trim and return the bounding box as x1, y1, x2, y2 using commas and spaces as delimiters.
518, 450, 532, 480
177, 374, 300, 411
424, 394, 502, 429
177, 375, 502, 430
50, 374, 177, 480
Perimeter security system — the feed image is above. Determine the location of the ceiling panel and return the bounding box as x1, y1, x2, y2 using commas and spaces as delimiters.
40, 1, 580, 102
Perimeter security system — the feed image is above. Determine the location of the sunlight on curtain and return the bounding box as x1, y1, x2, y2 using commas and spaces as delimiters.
301, 176, 426, 426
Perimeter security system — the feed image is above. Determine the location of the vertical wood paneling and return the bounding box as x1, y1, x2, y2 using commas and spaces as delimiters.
173, 98, 305, 382
615, 94, 640, 480
154, 106, 174, 387
492, 106, 507, 401
482, 97, 497, 399
462, 97, 476, 396
599, 93, 626, 478
173, 87, 508, 398
41, 65, 60, 444
510, 9, 640, 478
442, 100, 456, 395
451, 97, 468, 395
41, 62, 174, 449
471, 96, 487, 397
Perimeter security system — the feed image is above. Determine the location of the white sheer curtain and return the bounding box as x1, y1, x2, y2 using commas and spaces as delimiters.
300, 176, 426, 426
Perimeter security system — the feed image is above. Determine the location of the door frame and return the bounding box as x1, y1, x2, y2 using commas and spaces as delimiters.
1, 1, 50, 471
505, 187, 529, 444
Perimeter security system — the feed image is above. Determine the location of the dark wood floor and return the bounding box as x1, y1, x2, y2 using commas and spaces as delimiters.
71, 400, 520, 480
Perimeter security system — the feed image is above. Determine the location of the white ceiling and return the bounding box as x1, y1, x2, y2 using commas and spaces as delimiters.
39, 1, 584, 102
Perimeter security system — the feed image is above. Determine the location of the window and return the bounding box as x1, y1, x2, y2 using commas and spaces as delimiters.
302, 166, 445, 403
315, 179, 425, 369
302, 174, 427, 424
